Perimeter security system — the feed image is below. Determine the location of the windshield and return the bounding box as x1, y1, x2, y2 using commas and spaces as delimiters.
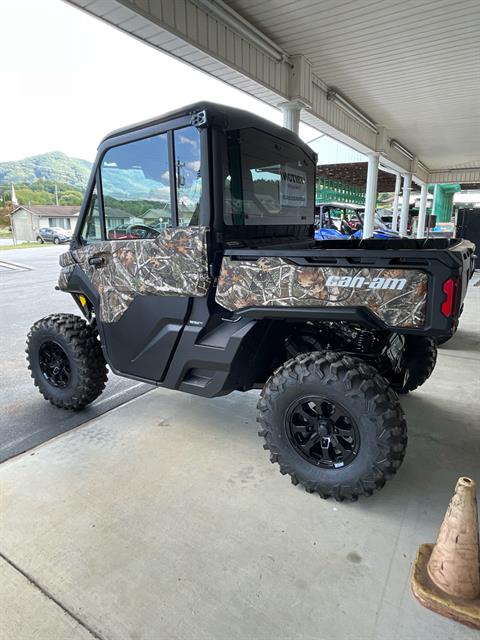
358, 211, 389, 230
224, 128, 315, 225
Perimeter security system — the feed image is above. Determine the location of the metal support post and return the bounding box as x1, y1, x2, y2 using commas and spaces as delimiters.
417, 183, 428, 238
391, 173, 401, 232
399, 173, 412, 237
280, 101, 303, 134
363, 153, 380, 239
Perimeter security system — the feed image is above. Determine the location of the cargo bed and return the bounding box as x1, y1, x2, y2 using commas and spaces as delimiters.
217, 237, 475, 337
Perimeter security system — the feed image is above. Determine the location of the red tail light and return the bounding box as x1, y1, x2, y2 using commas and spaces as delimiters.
441, 277, 459, 317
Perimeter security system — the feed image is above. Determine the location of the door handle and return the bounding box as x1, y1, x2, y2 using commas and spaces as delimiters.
88, 256, 105, 267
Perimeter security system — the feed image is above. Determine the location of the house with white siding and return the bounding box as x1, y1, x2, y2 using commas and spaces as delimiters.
10, 205, 80, 242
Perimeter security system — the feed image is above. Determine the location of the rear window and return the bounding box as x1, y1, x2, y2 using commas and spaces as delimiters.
224, 128, 315, 226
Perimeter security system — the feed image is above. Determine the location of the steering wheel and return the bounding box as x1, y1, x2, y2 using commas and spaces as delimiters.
126, 224, 160, 239
340, 220, 354, 236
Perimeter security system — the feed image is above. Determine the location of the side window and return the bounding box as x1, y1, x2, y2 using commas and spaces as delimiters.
100, 133, 172, 240
174, 127, 202, 226
82, 186, 101, 241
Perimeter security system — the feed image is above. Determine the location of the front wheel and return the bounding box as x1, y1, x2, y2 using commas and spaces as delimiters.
257, 351, 407, 501
26, 313, 108, 410
36, 236, 44, 244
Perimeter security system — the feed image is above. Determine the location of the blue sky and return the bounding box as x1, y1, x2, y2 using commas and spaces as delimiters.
0, 0, 318, 163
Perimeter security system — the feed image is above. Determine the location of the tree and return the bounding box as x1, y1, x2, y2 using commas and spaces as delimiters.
59, 193, 82, 206
15, 188, 54, 205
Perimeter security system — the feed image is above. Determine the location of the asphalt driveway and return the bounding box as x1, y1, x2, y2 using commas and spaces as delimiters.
0, 245, 151, 462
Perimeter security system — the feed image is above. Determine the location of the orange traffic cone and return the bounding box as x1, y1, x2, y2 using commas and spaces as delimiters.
411, 477, 480, 629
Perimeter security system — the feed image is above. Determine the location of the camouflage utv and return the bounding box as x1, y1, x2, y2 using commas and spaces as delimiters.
27, 103, 475, 500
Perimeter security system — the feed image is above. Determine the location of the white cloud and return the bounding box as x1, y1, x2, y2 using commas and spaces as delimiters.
186, 161, 201, 172
178, 135, 198, 150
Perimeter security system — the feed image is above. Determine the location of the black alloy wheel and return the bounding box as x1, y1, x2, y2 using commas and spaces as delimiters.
26, 313, 108, 410
286, 396, 360, 469
38, 340, 72, 388
257, 351, 407, 501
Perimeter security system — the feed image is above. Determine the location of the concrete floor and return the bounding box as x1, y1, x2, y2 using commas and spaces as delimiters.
0, 278, 479, 640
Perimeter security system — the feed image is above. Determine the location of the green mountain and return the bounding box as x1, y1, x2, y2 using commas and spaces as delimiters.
0, 152, 92, 191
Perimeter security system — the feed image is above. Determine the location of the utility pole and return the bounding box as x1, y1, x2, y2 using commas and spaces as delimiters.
176, 159, 185, 187
55, 184, 59, 206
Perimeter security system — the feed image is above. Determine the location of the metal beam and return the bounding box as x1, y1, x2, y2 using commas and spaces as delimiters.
428, 167, 480, 184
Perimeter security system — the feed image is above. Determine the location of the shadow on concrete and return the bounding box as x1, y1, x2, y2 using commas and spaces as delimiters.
437, 329, 480, 352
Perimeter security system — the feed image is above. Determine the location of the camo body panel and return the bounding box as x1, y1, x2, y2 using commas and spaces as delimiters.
58, 251, 76, 290
58, 227, 209, 323
59, 251, 75, 267
216, 256, 428, 328
58, 264, 75, 290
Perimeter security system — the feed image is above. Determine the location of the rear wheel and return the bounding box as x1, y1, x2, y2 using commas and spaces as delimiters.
257, 351, 407, 501
389, 336, 437, 393
53, 237, 60, 245
285, 327, 324, 357
26, 313, 107, 410
437, 310, 462, 346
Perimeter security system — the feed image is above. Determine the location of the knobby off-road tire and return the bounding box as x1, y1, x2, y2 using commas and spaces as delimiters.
437, 311, 461, 346
26, 313, 108, 410
391, 336, 437, 394
257, 351, 407, 501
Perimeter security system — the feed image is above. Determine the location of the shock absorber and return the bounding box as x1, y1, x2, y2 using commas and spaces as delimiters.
351, 330, 375, 354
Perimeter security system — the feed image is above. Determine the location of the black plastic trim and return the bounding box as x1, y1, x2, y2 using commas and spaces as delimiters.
237, 305, 387, 329
168, 129, 179, 227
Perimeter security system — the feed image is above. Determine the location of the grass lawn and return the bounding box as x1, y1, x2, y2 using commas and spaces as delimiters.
0, 242, 53, 251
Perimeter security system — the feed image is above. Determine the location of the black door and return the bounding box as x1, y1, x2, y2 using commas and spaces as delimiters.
73, 125, 209, 381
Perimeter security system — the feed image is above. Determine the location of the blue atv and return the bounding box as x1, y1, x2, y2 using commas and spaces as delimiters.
314, 204, 399, 241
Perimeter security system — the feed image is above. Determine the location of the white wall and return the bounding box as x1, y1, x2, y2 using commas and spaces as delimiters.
38, 216, 77, 230
12, 209, 37, 242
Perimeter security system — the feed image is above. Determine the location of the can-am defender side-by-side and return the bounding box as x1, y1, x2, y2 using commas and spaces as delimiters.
27, 103, 475, 501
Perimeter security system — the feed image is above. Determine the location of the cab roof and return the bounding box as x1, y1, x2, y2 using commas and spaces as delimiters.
100, 101, 316, 163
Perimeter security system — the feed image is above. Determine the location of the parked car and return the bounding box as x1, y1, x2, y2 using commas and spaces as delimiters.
36, 227, 71, 245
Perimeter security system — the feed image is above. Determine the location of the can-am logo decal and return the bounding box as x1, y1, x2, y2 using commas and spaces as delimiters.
325, 275, 407, 291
